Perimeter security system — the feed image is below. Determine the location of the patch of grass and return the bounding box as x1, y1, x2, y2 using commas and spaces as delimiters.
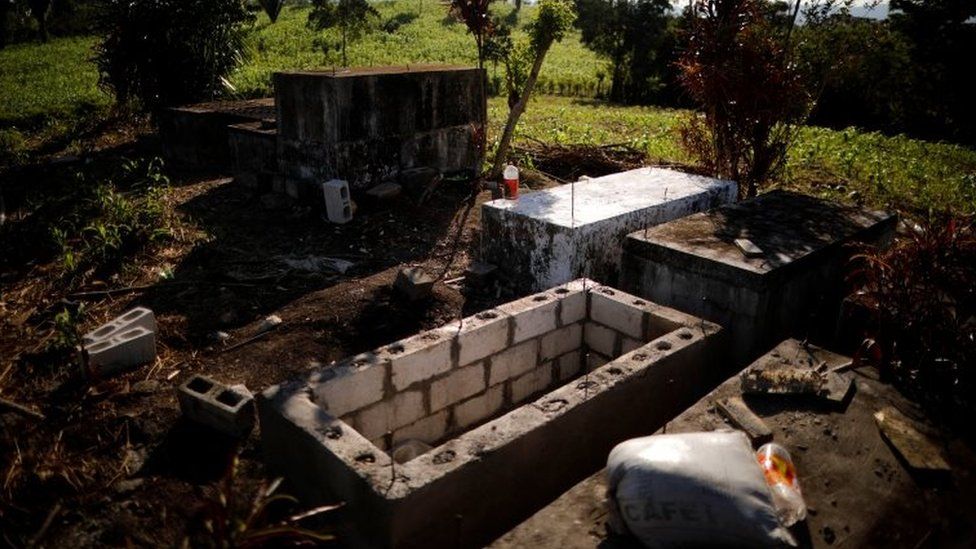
0, 35, 110, 129
231, 1, 606, 98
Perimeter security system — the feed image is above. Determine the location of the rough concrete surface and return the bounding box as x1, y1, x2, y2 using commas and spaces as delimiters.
481, 167, 737, 291
494, 344, 976, 549
258, 281, 731, 548
275, 65, 486, 192
623, 190, 897, 364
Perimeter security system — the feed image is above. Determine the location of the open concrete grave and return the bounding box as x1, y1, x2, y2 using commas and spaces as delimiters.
259, 279, 727, 547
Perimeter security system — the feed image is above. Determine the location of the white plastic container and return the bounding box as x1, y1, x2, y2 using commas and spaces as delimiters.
322, 179, 353, 224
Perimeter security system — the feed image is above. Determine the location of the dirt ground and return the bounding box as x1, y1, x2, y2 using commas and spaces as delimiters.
0, 157, 511, 546
0, 121, 614, 546
3, 124, 973, 548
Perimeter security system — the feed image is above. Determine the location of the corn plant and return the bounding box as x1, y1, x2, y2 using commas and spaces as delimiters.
183, 457, 339, 548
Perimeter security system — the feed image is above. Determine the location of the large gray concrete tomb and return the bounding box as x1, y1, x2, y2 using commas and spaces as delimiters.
481, 167, 737, 291
622, 190, 897, 364
275, 65, 486, 195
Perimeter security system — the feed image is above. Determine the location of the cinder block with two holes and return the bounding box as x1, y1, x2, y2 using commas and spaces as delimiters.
178, 375, 256, 437
82, 307, 157, 345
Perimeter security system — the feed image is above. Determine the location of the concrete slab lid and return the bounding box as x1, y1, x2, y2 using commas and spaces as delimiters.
277, 64, 479, 78
626, 190, 896, 285
168, 97, 275, 118
483, 167, 735, 228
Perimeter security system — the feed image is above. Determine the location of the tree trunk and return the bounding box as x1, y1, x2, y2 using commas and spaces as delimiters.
37, 14, 48, 43
0, 2, 9, 49
476, 34, 483, 70
515, 0, 523, 12
491, 42, 551, 179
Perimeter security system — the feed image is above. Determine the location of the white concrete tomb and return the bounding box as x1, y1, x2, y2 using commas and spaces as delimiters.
480, 167, 737, 291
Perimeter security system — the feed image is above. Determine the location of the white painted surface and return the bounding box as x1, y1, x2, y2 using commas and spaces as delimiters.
484, 168, 735, 229
482, 168, 737, 291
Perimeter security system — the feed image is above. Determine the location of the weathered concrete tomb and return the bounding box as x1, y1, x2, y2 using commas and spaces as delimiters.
159, 65, 486, 200
275, 66, 485, 196
258, 279, 727, 547
481, 168, 737, 291
159, 98, 276, 170
622, 190, 897, 364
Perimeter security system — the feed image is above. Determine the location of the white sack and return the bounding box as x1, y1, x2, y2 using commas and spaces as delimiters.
606, 431, 796, 548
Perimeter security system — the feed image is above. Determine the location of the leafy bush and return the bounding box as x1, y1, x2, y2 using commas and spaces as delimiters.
94, 0, 254, 113
849, 218, 976, 426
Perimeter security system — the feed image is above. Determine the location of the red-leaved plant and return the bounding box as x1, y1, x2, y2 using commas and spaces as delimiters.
848, 217, 976, 426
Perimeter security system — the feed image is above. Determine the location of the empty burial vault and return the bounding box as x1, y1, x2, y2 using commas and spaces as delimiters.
259, 279, 728, 547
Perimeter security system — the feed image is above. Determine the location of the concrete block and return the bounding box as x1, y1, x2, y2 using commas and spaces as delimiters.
322, 179, 352, 224
557, 351, 583, 380
621, 337, 643, 355
497, 293, 558, 343
454, 385, 505, 429
590, 287, 645, 339
511, 366, 553, 404
394, 267, 435, 302
555, 279, 589, 325
465, 262, 497, 287
482, 168, 737, 291
540, 323, 583, 362
584, 322, 617, 358
388, 331, 454, 390
257, 281, 728, 548
312, 353, 387, 416
85, 326, 157, 377
394, 410, 449, 445
586, 351, 609, 371
488, 339, 539, 386
353, 391, 426, 441
439, 309, 511, 367
430, 362, 486, 412
178, 375, 256, 437
83, 307, 157, 345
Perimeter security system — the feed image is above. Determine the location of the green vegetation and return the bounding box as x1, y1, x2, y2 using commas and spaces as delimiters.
45, 157, 174, 280
234, 2, 604, 98
0, 34, 107, 126
492, 96, 976, 216
0, 1, 973, 217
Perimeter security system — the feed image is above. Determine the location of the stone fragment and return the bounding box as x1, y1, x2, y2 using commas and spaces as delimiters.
366, 182, 403, 200
394, 267, 435, 302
